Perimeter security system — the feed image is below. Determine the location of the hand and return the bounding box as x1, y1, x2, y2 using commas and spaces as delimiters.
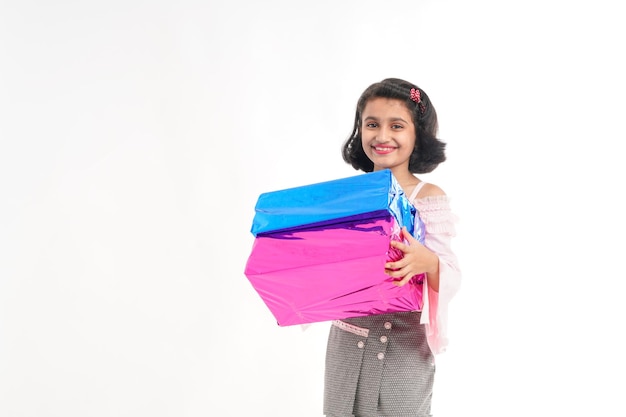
385, 227, 439, 287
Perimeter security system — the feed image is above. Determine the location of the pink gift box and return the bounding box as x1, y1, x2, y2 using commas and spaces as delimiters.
244, 216, 424, 326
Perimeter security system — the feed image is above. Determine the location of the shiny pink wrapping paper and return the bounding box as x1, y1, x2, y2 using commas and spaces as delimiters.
244, 216, 424, 326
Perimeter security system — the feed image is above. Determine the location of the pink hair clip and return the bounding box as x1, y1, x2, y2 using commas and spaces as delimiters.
410, 88, 426, 113
410, 88, 421, 103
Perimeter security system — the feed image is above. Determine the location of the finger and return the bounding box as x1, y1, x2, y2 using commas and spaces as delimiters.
386, 262, 415, 278
385, 255, 410, 270
385, 265, 402, 276
401, 227, 418, 244
389, 240, 408, 252
392, 274, 414, 287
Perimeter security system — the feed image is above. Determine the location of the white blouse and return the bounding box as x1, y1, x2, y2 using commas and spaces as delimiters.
412, 193, 462, 355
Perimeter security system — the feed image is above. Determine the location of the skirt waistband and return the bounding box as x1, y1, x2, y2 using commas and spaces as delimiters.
331, 320, 370, 338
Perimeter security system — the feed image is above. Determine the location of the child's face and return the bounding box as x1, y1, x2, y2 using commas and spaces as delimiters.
361, 98, 416, 174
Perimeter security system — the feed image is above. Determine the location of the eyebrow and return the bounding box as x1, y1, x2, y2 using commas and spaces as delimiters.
363, 116, 410, 124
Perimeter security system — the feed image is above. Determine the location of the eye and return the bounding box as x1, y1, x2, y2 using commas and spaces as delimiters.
391, 124, 404, 129
366, 122, 378, 128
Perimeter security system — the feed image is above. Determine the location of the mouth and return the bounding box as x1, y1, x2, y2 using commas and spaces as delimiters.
372, 145, 396, 155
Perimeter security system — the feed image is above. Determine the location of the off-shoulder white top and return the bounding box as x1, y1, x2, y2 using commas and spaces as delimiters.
409, 183, 462, 354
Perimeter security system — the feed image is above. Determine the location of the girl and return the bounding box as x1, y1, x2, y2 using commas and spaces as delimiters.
324, 78, 461, 417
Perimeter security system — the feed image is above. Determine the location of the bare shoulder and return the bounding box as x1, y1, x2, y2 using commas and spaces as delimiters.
417, 182, 447, 199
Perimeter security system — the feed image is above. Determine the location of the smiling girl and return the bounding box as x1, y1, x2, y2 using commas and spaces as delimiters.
323, 78, 461, 417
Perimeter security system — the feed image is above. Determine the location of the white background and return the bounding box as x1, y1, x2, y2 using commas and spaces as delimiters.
1, 1, 625, 416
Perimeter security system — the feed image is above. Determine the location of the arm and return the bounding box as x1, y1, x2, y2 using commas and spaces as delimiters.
385, 194, 461, 354
384, 183, 451, 290
420, 209, 461, 354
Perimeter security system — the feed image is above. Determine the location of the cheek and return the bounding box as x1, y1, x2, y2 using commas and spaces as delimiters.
360, 132, 371, 147
408, 134, 417, 149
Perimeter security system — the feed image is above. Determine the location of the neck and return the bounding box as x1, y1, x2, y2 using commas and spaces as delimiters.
389, 170, 417, 187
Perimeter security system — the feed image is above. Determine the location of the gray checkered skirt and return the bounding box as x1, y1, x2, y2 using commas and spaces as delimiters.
323, 311, 434, 417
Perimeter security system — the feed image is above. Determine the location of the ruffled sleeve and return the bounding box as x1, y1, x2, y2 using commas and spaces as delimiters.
414, 195, 461, 355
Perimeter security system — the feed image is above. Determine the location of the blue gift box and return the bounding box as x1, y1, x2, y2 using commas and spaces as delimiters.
250, 169, 422, 241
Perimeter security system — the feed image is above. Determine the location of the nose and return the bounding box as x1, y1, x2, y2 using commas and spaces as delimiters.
377, 126, 391, 143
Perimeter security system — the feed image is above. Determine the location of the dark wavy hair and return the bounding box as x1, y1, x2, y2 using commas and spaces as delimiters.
342, 78, 446, 174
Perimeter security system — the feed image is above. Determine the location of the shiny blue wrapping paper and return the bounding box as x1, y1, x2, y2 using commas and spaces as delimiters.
251, 169, 420, 240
